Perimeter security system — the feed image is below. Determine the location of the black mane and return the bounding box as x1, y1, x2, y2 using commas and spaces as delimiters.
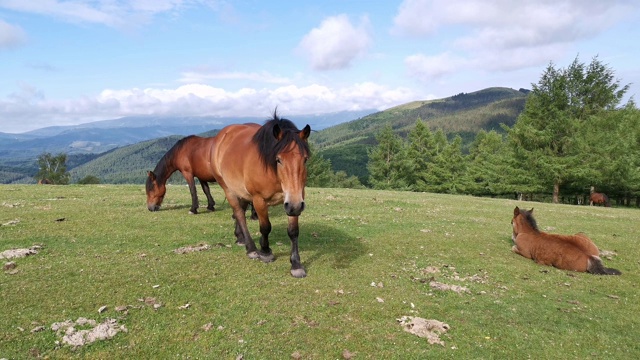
252, 112, 310, 172
520, 208, 539, 231
150, 136, 193, 183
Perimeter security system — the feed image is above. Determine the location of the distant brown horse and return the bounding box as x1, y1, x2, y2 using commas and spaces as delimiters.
146, 135, 218, 214
37, 179, 52, 185
210, 113, 311, 277
511, 207, 620, 275
589, 188, 611, 207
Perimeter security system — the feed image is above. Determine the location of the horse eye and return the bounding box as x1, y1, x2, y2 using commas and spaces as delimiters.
276, 157, 282, 165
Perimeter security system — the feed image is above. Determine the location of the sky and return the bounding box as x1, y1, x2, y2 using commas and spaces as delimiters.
1, 0, 639, 134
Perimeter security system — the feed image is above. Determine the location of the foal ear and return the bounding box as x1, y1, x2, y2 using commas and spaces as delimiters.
529, 208, 534, 213
300, 124, 311, 141
273, 124, 283, 140
514, 206, 520, 216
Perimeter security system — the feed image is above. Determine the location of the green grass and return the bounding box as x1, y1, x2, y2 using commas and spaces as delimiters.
1, 185, 638, 359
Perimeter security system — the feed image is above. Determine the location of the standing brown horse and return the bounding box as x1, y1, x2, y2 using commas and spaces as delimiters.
589, 186, 611, 207
511, 207, 620, 275
211, 113, 311, 278
146, 135, 218, 214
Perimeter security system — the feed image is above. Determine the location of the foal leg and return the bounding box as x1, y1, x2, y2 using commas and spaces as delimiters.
253, 199, 274, 263
288, 216, 306, 278
199, 180, 216, 211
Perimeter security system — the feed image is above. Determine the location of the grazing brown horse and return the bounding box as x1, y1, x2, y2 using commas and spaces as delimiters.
211, 113, 311, 278
37, 179, 52, 185
511, 207, 621, 275
146, 135, 218, 214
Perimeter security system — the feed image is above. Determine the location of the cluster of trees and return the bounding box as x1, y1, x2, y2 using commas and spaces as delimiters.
367, 57, 640, 205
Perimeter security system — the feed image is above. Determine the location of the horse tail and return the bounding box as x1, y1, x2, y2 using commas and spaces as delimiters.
587, 255, 621, 275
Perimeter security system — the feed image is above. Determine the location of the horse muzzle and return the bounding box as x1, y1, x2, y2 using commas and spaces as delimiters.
284, 201, 305, 216
147, 204, 160, 212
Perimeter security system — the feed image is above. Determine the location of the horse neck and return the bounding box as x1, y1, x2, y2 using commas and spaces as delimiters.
516, 217, 538, 234
153, 156, 177, 184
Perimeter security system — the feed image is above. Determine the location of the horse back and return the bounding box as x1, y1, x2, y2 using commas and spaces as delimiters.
514, 232, 596, 272
174, 136, 218, 181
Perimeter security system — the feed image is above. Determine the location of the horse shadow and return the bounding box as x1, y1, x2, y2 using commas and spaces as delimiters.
269, 220, 368, 272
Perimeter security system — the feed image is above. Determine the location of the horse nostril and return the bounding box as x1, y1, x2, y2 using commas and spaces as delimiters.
300, 202, 305, 212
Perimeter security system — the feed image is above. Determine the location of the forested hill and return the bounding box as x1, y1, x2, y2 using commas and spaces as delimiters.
70, 135, 184, 184
314, 87, 529, 182
51, 87, 527, 185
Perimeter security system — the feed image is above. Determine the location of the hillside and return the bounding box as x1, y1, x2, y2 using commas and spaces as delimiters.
70, 135, 185, 184
3, 87, 528, 185
313, 87, 528, 182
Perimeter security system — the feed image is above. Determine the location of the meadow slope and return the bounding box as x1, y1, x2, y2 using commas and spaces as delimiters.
0, 185, 638, 359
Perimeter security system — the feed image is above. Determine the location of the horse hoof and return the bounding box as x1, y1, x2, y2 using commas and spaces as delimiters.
235, 240, 246, 246
259, 252, 275, 263
290, 268, 306, 278
247, 251, 260, 259
188, 210, 197, 215
207, 207, 215, 212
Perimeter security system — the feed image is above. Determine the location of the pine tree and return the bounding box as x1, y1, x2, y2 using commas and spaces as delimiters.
406, 119, 436, 191
507, 56, 630, 203
367, 125, 408, 189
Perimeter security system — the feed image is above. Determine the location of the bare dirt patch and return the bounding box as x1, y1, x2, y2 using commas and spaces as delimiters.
174, 243, 211, 254
0, 245, 42, 260
397, 316, 450, 346
51, 317, 127, 348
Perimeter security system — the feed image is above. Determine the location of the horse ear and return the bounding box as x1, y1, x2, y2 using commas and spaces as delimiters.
273, 124, 283, 140
529, 208, 534, 213
514, 206, 520, 216
148, 171, 156, 181
300, 124, 311, 141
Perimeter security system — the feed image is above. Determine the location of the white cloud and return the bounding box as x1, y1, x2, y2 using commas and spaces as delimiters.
298, 14, 372, 71
178, 70, 291, 84
0, 20, 27, 49
393, 0, 635, 81
405, 53, 467, 81
0, 82, 416, 133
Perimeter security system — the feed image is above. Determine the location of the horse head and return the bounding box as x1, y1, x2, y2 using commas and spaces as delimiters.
272, 123, 311, 217
512, 206, 537, 241
145, 171, 166, 211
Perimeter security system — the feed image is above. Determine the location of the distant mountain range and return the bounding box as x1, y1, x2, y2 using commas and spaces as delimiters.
0, 110, 375, 161
0, 87, 529, 184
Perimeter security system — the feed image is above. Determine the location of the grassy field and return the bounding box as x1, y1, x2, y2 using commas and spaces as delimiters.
1, 184, 638, 359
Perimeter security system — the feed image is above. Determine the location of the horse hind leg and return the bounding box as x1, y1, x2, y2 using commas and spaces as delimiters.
200, 181, 216, 211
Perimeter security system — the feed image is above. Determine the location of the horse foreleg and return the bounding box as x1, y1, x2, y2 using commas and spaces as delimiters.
288, 216, 306, 278
253, 200, 274, 263
185, 175, 199, 214
199, 180, 216, 211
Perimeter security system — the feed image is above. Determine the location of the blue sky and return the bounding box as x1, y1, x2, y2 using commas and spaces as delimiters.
1, 0, 639, 133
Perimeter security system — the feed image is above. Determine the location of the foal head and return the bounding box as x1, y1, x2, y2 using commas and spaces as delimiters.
511, 206, 538, 241
145, 171, 166, 211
